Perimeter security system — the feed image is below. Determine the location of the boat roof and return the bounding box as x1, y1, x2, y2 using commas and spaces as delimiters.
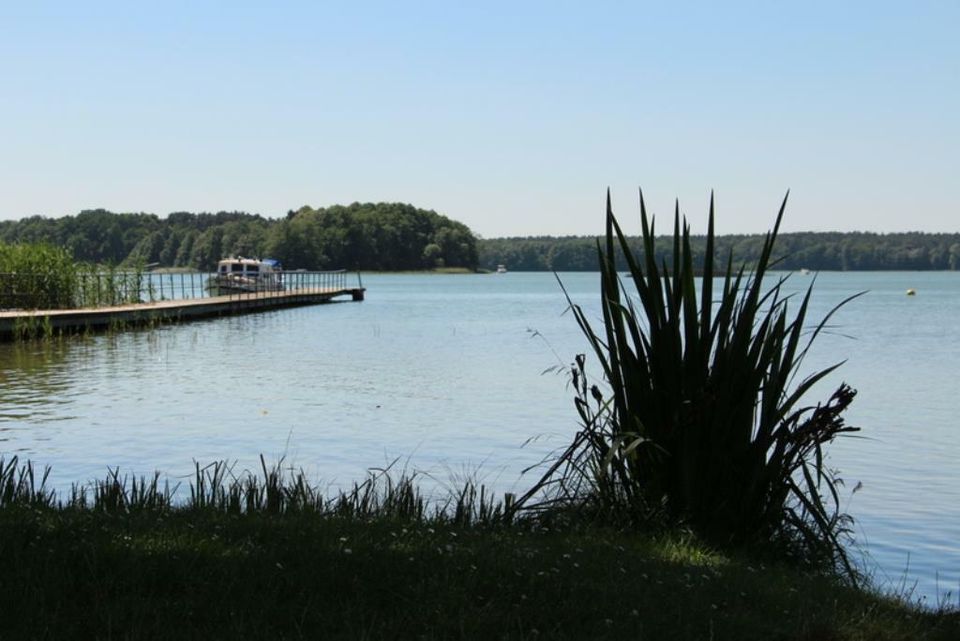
217, 257, 281, 267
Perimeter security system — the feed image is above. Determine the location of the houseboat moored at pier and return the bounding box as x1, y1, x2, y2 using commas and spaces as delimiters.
207, 257, 284, 295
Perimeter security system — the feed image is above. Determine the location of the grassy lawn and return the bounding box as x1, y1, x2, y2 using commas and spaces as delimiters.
0, 506, 956, 640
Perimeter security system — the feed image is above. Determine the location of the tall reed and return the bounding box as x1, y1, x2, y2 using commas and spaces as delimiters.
0, 456, 56, 508
0, 456, 504, 527
0, 243, 78, 310
0, 242, 147, 311
517, 191, 862, 576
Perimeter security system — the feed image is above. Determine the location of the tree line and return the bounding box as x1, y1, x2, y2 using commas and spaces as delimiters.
477, 231, 960, 271
3, 205, 958, 272
0, 203, 478, 272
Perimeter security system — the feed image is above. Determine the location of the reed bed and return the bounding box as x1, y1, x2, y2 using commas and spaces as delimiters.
0, 243, 80, 310
0, 242, 147, 311
0, 455, 503, 526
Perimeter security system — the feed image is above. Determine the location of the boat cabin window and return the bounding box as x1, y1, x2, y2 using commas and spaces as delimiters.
220, 265, 228, 273
246, 265, 260, 274
231, 264, 244, 272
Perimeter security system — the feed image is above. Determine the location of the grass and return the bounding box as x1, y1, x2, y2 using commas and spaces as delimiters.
0, 457, 956, 640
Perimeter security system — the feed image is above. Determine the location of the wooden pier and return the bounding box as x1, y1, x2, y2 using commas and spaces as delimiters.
0, 283, 365, 341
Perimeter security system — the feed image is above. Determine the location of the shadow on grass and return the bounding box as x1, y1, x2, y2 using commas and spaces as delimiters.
0, 457, 956, 641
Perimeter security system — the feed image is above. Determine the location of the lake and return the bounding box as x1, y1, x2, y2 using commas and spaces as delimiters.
0, 271, 957, 605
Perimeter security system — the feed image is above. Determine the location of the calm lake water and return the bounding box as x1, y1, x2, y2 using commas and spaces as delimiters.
0, 271, 957, 604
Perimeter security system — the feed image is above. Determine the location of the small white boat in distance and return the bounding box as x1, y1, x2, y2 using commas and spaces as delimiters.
496, 264, 508, 274
207, 257, 284, 295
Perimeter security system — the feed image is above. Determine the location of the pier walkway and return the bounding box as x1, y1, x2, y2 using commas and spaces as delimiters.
0, 270, 364, 340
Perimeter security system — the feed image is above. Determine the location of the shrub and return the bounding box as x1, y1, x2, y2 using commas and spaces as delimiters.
518, 191, 862, 576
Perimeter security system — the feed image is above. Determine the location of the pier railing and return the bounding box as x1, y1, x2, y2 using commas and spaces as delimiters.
0, 269, 360, 311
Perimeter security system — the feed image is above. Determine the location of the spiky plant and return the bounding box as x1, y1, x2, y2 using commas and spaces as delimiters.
518, 191, 861, 576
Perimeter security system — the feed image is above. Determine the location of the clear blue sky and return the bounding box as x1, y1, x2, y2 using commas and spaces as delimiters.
1, 1, 956, 236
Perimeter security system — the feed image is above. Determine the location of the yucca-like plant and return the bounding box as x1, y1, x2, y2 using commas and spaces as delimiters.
519, 191, 861, 575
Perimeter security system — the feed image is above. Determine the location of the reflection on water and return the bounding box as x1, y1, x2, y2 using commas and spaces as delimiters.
0, 341, 78, 430
0, 272, 957, 604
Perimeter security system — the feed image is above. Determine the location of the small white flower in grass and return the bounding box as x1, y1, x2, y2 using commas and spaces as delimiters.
276, 562, 284, 569
344, 548, 352, 555
630, 609, 639, 617
339, 537, 348, 543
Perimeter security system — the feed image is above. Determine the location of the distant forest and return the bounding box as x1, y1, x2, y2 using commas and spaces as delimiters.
477, 232, 960, 272
2, 205, 959, 272
0, 203, 478, 272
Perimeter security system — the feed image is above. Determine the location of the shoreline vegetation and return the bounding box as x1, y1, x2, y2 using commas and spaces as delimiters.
2, 193, 958, 639
0, 456, 957, 640
3, 204, 960, 274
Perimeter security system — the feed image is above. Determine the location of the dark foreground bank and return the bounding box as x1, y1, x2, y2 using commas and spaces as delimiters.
0, 467, 955, 641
